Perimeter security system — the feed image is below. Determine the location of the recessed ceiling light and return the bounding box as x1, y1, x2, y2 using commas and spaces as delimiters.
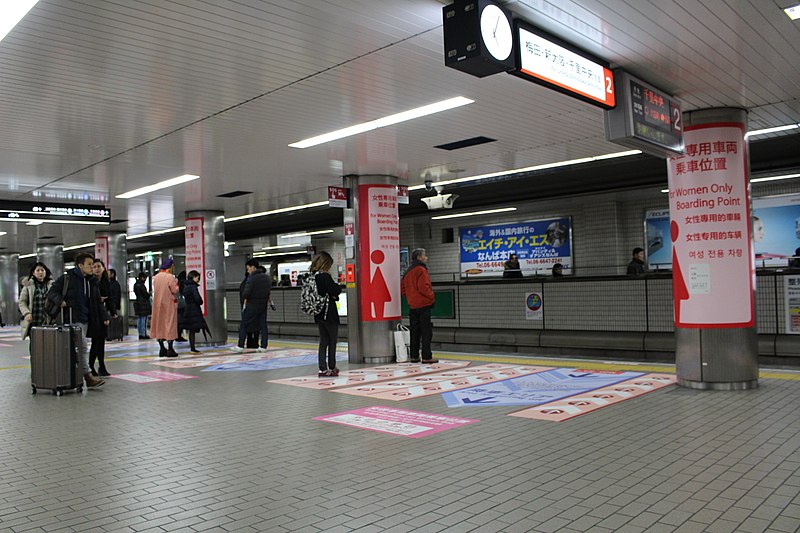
0, 0, 39, 42
116, 174, 199, 199
785, 4, 800, 20
288, 97, 474, 148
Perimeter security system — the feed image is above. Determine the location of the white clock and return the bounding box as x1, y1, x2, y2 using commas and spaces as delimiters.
480, 4, 513, 61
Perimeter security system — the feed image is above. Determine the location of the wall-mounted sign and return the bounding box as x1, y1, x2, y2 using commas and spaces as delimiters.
328, 186, 348, 208
525, 292, 543, 320
184, 218, 206, 316
605, 69, 683, 158
397, 185, 409, 205
785, 275, 800, 334
94, 237, 109, 270
512, 21, 615, 109
645, 209, 671, 269
358, 184, 401, 321
0, 200, 110, 225
459, 217, 572, 277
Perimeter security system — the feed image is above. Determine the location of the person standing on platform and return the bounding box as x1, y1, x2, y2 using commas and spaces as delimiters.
89, 259, 114, 376
182, 270, 208, 354
310, 252, 341, 377
234, 264, 271, 353
133, 272, 151, 339
238, 259, 260, 349
108, 269, 122, 336
502, 253, 523, 278
627, 247, 648, 276
19, 262, 53, 343
175, 271, 188, 342
151, 258, 180, 357
401, 248, 437, 364
48, 252, 108, 388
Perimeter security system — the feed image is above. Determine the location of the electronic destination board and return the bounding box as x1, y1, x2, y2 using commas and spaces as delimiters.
0, 200, 110, 225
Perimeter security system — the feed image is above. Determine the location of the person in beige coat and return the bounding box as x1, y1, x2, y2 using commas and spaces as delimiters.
19, 262, 53, 341
151, 258, 180, 357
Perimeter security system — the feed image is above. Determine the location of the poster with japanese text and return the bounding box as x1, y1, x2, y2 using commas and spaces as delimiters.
752, 194, 800, 268
184, 218, 206, 316
645, 209, 671, 269
666, 123, 754, 328
358, 184, 400, 321
458, 218, 571, 277
94, 236, 109, 271
784, 275, 800, 334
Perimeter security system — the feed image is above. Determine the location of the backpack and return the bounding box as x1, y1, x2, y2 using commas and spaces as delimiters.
43, 273, 70, 322
299, 272, 328, 316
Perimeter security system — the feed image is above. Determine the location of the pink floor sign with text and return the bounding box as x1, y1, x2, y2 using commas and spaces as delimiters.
314, 406, 478, 438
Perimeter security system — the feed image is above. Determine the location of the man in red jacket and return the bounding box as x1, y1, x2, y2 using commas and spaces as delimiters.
401, 248, 438, 364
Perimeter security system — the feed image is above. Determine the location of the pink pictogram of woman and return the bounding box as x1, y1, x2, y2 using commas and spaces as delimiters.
369, 250, 392, 319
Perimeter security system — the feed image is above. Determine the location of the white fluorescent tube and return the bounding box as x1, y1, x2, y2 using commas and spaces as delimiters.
19, 253, 37, 259
224, 201, 328, 223
64, 242, 94, 251
254, 250, 309, 258
279, 230, 334, 239
409, 150, 641, 191
116, 174, 199, 199
289, 97, 474, 148
128, 226, 186, 240
431, 207, 517, 220
745, 124, 799, 139
750, 173, 800, 183
0, 0, 39, 43
262, 244, 305, 250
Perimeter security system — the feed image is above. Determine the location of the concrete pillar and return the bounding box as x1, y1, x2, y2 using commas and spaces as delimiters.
185, 210, 226, 346
0, 253, 19, 326
344, 174, 401, 364
36, 243, 64, 279
668, 108, 758, 390
96, 231, 129, 334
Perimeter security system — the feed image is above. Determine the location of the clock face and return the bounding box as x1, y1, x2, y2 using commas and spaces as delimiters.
480, 4, 513, 61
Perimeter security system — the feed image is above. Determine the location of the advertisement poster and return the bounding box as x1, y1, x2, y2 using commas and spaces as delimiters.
666, 123, 754, 328
184, 218, 206, 316
525, 292, 543, 320
94, 237, 109, 270
459, 218, 571, 277
785, 275, 800, 334
752, 194, 800, 267
358, 184, 401, 321
645, 209, 671, 269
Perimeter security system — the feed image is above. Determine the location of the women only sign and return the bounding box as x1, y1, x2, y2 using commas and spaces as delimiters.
666, 123, 754, 328
358, 184, 401, 321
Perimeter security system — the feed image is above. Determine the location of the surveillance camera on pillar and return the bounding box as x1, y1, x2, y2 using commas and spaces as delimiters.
421, 183, 459, 210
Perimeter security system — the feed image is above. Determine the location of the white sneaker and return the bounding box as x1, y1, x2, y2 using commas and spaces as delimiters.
256, 347, 267, 353
231, 345, 244, 353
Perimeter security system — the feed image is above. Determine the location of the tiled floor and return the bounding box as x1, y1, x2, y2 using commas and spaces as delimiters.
1, 328, 799, 532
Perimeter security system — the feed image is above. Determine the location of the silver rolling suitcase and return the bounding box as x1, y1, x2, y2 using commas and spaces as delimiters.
30, 324, 83, 396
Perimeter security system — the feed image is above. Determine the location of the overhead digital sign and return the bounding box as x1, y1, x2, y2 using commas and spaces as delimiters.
512, 20, 615, 109
0, 200, 110, 225
605, 69, 684, 158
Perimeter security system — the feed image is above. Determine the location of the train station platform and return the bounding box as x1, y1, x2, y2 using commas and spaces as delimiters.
1, 330, 799, 533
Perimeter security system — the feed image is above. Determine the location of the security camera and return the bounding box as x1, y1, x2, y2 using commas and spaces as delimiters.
421, 193, 459, 210
424, 179, 434, 191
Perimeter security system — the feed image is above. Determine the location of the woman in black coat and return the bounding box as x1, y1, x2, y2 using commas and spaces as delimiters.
310, 252, 342, 377
182, 271, 207, 353
90, 259, 115, 376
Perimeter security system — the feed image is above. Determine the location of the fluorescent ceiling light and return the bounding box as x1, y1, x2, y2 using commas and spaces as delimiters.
116, 174, 199, 199
745, 124, 799, 138
785, 4, 800, 20
431, 207, 517, 220
409, 150, 641, 190
253, 250, 309, 258
0, 0, 39, 42
26, 221, 43, 226
225, 241, 236, 246
224, 201, 328, 223
135, 251, 163, 257
128, 226, 186, 240
661, 188, 669, 193
750, 173, 800, 183
288, 97, 474, 148
19, 253, 36, 259
64, 242, 94, 251
280, 230, 334, 239
262, 243, 304, 250
0, 231, 6, 237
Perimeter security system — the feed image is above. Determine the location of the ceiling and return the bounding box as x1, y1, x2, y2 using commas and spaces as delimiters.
1, 0, 799, 254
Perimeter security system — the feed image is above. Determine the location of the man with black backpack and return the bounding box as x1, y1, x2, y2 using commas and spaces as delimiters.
47, 252, 109, 388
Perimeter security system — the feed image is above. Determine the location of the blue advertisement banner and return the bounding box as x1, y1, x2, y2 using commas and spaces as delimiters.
645, 209, 671, 268
459, 217, 572, 277
753, 194, 800, 267
442, 368, 645, 407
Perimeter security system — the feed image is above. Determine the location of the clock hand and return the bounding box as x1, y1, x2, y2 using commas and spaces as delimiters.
493, 17, 499, 37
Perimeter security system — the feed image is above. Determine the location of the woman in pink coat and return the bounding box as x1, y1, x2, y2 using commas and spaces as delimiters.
151, 258, 180, 357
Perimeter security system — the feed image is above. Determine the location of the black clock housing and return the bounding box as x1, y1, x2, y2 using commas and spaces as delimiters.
443, 0, 516, 78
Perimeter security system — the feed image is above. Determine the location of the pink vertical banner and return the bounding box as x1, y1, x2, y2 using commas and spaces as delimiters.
667, 123, 754, 328
184, 218, 207, 316
94, 236, 109, 268
358, 184, 401, 321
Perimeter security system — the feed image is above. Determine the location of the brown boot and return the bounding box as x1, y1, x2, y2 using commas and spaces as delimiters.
84, 373, 106, 388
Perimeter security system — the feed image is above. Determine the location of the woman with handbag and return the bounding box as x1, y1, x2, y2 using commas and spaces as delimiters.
310, 251, 342, 377
133, 272, 152, 339
19, 262, 53, 345
181, 270, 208, 354
89, 259, 114, 376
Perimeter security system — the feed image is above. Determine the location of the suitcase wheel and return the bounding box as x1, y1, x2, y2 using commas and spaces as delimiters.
55, 388, 63, 397
31, 385, 37, 395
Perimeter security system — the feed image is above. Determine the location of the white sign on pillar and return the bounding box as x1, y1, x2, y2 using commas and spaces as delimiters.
184, 218, 207, 316
666, 123, 754, 328
94, 237, 109, 269
358, 184, 401, 321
